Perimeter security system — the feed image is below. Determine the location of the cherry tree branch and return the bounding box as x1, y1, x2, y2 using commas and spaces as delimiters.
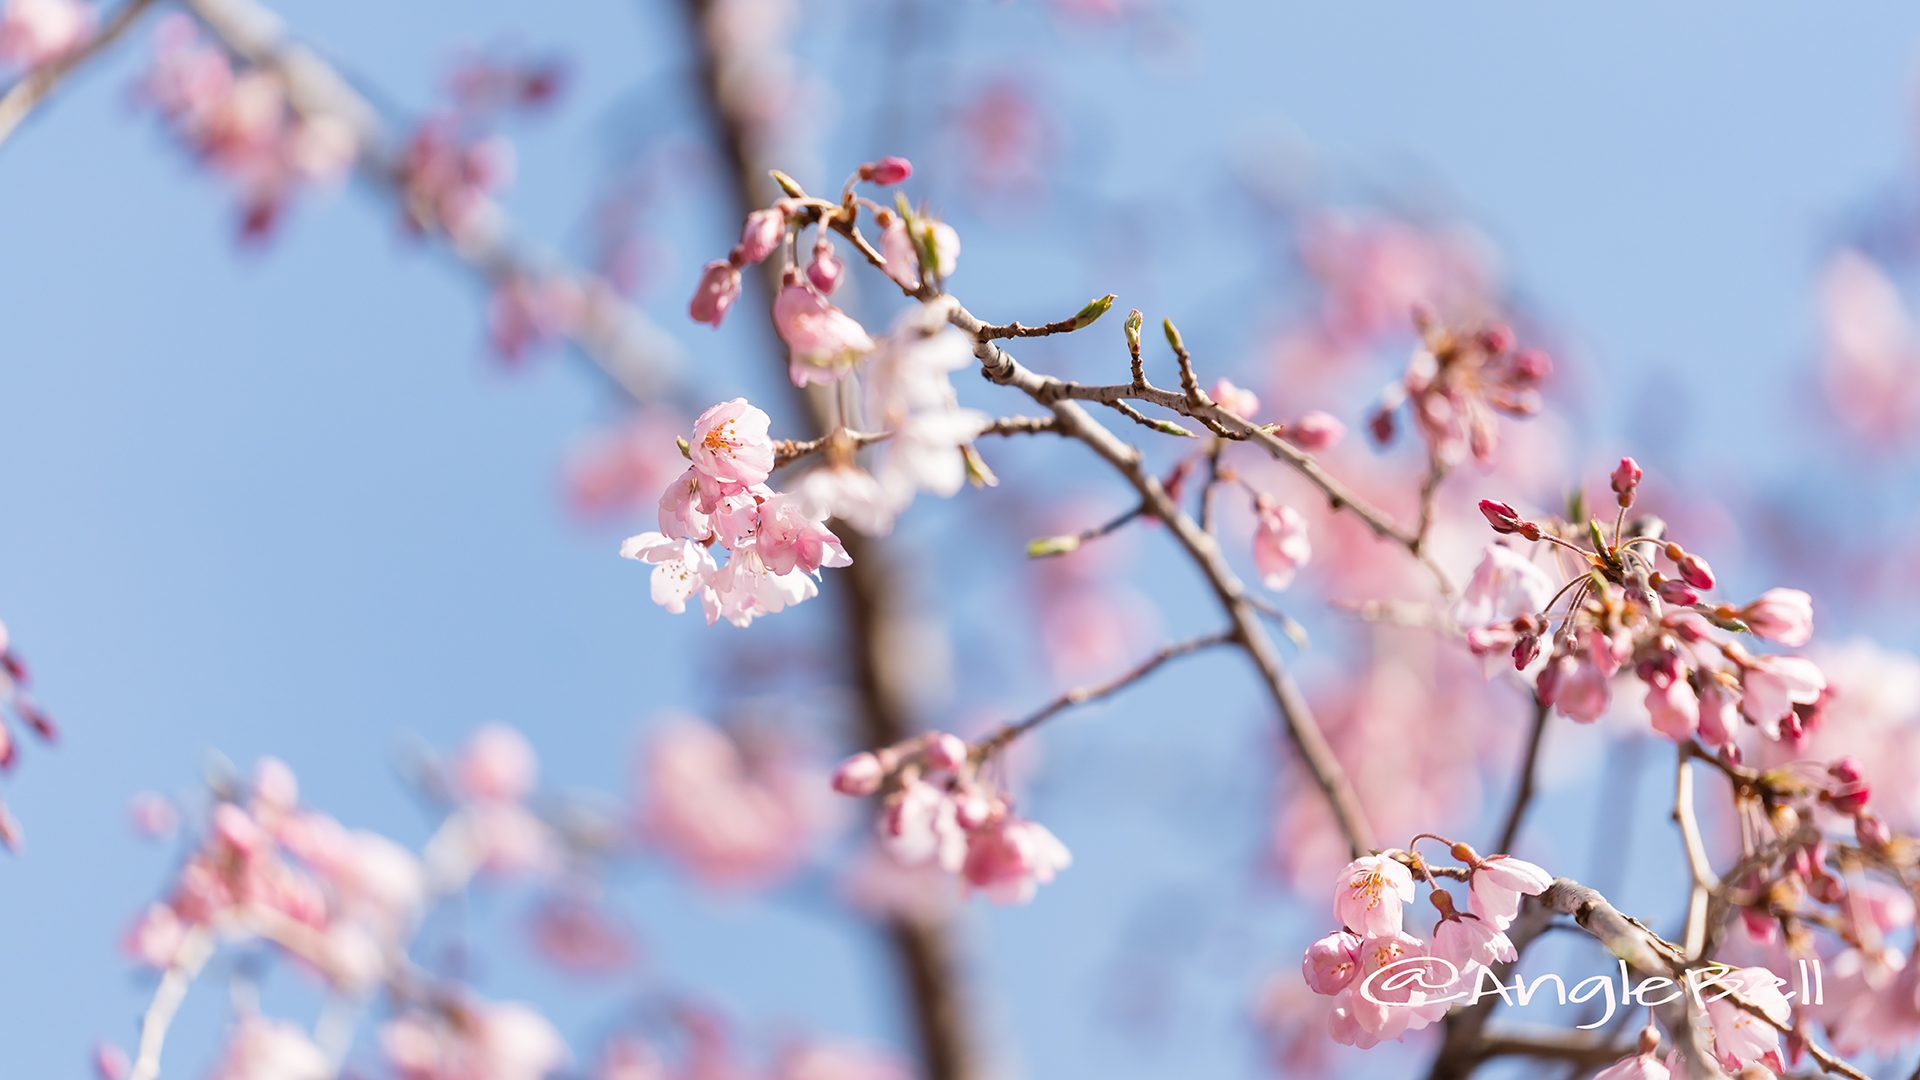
974, 630, 1235, 758
128, 926, 214, 1080
673, 2, 990, 1076
0, 0, 159, 149
1492, 696, 1551, 854
772, 414, 1059, 467
178, 0, 681, 401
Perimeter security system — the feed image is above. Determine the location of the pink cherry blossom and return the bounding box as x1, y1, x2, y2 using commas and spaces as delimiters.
1332, 854, 1415, 936
1466, 854, 1552, 928
453, 724, 538, 804
959, 814, 1071, 903
880, 777, 967, 873
774, 281, 875, 385
618, 532, 718, 616
1431, 912, 1515, 969
1741, 588, 1814, 647
636, 717, 820, 888
751, 493, 851, 575
1301, 930, 1361, 995
1209, 378, 1259, 417
1644, 676, 1699, 742
831, 752, 884, 796
1739, 655, 1826, 737
1701, 965, 1790, 1071
1452, 543, 1552, 636
1252, 498, 1311, 591
0, 0, 93, 69
689, 398, 775, 487
1287, 410, 1346, 451
209, 1018, 328, 1080
1594, 1049, 1670, 1080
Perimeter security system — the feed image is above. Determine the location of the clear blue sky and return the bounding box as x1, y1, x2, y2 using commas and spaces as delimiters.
3, 1, 1919, 1076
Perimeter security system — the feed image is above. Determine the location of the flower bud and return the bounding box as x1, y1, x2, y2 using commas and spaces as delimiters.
830, 752, 885, 796
1478, 500, 1525, 535
688, 260, 741, 328
1610, 456, 1642, 507
1288, 411, 1346, 451
860, 156, 913, 185
1856, 811, 1891, 849
735, 208, 785, 266
1653, 572, 1700, 607
1665, 545, 1716, 591
1476, 324, 1515, 355
921, 732, 969, 773
1509, 348, 1552, 384
806, 243, 844, 295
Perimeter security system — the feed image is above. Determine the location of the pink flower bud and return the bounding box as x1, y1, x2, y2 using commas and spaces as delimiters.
1610, 456, 1642, 505
94, 1043, 130, 1080
1209, 378, 1259, 418
1509, 348, 1552, 384
861, 156, 913, 185
688, 260, 741, 328
1478, 500, 1524, 535
1672, 549, 1715, 591
1741, 588, 1813, 647
831, 752, 885, 796
921, 732, 969, 772
735, 208, 785, 265
1857, 812, 1891, 849
1654, 573, 1700, 607
1828, 757, 1865, 784
1511, 632, 1541, 671
806, 242, 844, 295
1477, 324, 1515, 355
1288, 410, 1346, 451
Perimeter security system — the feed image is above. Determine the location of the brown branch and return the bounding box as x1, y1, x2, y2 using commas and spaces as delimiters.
0, 0, 158, 149
674, 3, 987, 1078
1493, 696, 1551, 854
798, 195, 1380, 857
974, 630, 1234, 757
1473, 1026, 1631, 1069
773, 415, 1060, 467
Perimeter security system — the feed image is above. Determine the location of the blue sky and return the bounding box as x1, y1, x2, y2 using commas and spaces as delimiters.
3, 1, 1920, 1076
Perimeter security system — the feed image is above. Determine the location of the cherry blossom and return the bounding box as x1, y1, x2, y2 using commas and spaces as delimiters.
1252, 497, 1311, 591
1331, 854, 1414, 936
0, 0, 92, 69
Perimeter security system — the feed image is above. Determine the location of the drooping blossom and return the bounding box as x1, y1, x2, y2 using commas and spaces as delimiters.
1252, 498, 1311, 591
1594, 1028, 1670, 1080
958, 813, 1072, 903
774, 279, 875, 386
1463, 852, 1552, 928
1740, 588, 1813, 647
1332, 854, 1414, 936
208, 1018, 329, 1080
636, 717, 822, 888
1701, 966, 1790, 1072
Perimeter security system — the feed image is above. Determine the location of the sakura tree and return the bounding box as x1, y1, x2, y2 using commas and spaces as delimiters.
4, 1, 1920, 1079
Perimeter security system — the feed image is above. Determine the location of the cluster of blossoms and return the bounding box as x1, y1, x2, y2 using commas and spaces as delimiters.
116, 731, 576, 1079
0, 617, 53, 850
136, 15, 358, 239
1371, 314, 1549, 465
635, 157, 1002, 623
620, 399, 849, 626
830, 731, 1070, 904
1463, 460, 1832, 761
1301, 846, 1547, 1047
0, 0, 91, 69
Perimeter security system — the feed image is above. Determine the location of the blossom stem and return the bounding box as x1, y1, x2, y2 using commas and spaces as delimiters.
974, 630, 1235, 758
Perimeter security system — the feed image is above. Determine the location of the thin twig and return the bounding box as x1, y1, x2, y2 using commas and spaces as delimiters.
128, 926, 214, 1080
1673, 750, 1720, 958
975, 630, 1234, 758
